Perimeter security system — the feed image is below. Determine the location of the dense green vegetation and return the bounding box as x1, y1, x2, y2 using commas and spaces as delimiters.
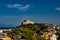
7, 23, 49, 40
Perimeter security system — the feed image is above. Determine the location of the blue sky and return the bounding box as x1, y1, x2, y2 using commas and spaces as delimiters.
0, 0, 60, 26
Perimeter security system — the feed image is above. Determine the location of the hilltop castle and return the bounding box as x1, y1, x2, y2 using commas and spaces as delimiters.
22, 20, 35, 24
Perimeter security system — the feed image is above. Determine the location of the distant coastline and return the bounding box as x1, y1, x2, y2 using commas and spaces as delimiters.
0, 27, 16, 29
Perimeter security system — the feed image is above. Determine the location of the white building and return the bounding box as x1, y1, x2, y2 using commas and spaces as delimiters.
22, 20, 35, 24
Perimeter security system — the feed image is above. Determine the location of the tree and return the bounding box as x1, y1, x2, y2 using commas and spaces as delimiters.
23, 27, 34, 40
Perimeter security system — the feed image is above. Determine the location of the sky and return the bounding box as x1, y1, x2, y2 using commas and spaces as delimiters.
0, 0, 60, 26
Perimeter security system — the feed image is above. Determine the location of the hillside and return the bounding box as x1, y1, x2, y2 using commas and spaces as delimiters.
7, 20, 60, 40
